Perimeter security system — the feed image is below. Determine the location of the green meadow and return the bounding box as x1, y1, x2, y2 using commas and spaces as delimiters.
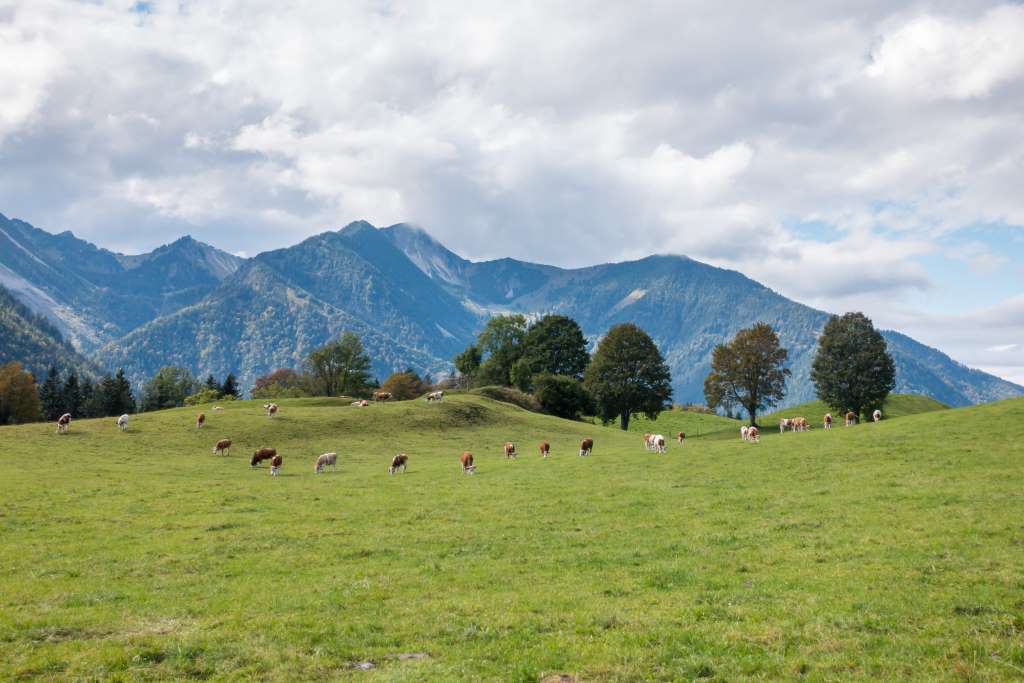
1, 394, 1023, 681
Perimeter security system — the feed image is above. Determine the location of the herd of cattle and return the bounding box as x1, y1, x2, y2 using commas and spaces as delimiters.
50, 395, 884, 473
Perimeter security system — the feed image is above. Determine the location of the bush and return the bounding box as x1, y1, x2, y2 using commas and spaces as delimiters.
533, 374, 595, 420
184, 389, 232, 406
471, 386, 542, 413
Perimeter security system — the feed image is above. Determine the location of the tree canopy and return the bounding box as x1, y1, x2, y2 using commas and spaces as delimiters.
141, 366, 197, 412
703, 322, 790, 426
811, 312, 896, 419
0, 362, 42, 424
305, 332, 372, 397
584, 323, 672, 430
512, 315, 590, 390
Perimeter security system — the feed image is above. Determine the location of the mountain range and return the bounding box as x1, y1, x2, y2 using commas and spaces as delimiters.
1, 211, 1021, 407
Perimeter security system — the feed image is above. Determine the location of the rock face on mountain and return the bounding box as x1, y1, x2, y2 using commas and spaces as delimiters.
0, 213, 242, 350
0, 284, 99, 381
2, 213, 1021, 406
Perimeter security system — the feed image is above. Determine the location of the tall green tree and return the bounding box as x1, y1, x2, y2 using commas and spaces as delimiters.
512, 315, 590, 390
703, 323, 790, 426
112, 368, 136, 415
476, 314, 528, 386
220, 373, 239, 398
0, 362, 42, 424
141, 366, 197, 412
62, 371, 81, 416
453, 344, 482, 386
305, 332, 372, 397
79, 376, 96, 417
811, 312, 896, 420
203, 374, 221, 393
584, 323, 672, 430
38, 365, 64, 420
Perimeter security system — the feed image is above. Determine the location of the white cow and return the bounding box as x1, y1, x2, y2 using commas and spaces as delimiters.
116, 414, 129, 431
315, 452, 338, 473
740, 425, 750, 441
873, 409, 882, 422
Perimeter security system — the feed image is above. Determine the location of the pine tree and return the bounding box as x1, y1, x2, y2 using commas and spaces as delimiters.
220, 373, 239, 398
62, 371, 82, 416
38, 365, 64, 420
113, 368, 136, 414
204, 374, 221, 393
79, 376, 96, 417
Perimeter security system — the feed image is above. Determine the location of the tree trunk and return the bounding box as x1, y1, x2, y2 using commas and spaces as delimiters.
620, 412, 630, 431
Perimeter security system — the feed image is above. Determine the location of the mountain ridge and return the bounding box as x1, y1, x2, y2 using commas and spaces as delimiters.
2, 213, 1020, 407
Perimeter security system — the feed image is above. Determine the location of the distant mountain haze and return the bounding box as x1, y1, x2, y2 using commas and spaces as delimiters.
1, 212, 1020, 407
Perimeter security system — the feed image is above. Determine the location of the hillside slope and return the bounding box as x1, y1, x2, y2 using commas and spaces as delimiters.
1, 395, 1022, 680
0, 284, 100, 380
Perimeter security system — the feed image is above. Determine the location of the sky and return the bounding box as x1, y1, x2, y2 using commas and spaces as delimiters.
1, 1, 1023, 384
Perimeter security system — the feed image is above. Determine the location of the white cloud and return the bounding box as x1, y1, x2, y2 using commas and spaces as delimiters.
0, 1, 1022, 381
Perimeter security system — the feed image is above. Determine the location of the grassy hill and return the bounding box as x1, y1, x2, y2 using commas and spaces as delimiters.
761, 393, 949, 428
2, 394, 1023, 680
626, 407, 739, 440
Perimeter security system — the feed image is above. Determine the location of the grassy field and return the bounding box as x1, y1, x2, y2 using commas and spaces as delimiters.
2, 394, 1023, 681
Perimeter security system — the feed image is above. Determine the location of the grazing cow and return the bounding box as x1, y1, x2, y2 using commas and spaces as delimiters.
213, 406, 224, 411
426, 391, 444, 402
677, 432, 685, 445
653, 434, 666, 454
315, 452, 338, 473
196, 412, 206, 429
389, 453, 408, 474
740, 425, 750, 441
372, 391, 392, 402
213, 438, 232, 456
351, 400, 369, 407
117, 414, 129, 431
539, 440, 550, 458
269, 454, 283, 476
460, 451, 475, 474
263, 403, 279, 418
643, 433, 653, 451
747, 426, 760, 442
251, 447, 277, 467
845, 410, 857, 427
56, 413, 71, 434
873, 409, 882, 422
579, 438, 594, 457
504, 442, 517, 459
824, 413, 833, 430
780, 418, 793, 433
792, 417, 809, 432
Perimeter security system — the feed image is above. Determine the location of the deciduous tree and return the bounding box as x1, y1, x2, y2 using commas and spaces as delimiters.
703, 323, 790, 426
584, 323, 672, 430
811, 312, 896, 420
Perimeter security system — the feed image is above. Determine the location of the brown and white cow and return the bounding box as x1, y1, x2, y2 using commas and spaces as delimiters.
315, 452, 337, 473
269, 454, 283, 476
652, 434, 666, 454
56, 413, 71, 434
579, 438, 594, 457
351, 399, 370, 407
872, 409, 882, 422
196, 412, 206, 429
539, 440, 550, 458
372, 391, 392, 402
263, 403, 279, 418
425, 391, 444, 402
503, 442, 517, 459
740, 425, 750, 441
792, 417, 809, 432
677, 431, 685, 445
460, 451, 475, 474
845, 410, 857, 427
747, 426, 760, 443
643, 433, 653, 451
823, 413, 833, 430
389, 453, 408, 474
213, 438, 232, 456
251, 447, 277, 467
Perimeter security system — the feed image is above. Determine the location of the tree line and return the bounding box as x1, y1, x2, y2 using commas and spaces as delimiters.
0, 310, 895, 429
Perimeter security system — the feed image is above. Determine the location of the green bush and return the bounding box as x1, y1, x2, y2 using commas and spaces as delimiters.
532, 374, 595, 420
471, 386, 541, 413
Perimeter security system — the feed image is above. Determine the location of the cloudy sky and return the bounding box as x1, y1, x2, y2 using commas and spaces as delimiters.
1, 1, 1023, 383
